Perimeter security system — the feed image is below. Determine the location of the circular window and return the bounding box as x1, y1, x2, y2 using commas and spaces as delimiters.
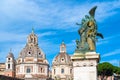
29, 52, 31, 54
28, 52, 31, 56
39, 52, 41, 55
61, 58, 64, 61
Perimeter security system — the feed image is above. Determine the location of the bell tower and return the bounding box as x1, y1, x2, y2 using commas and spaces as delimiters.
4, 50, 15, 77
60, 41, 66, 53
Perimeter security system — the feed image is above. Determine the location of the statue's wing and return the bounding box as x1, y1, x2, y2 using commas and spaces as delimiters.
97, 33, 104, 39
89, 6, 97, 17
76, 22, 81, 25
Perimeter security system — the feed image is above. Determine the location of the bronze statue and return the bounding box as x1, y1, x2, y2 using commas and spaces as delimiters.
76, 6, 103, 52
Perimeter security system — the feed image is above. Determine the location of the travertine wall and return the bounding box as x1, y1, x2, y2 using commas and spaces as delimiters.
52, 65, 73, 80
71, 52, 99, 80
73, 60, 97, 80
0, 63, 5, 75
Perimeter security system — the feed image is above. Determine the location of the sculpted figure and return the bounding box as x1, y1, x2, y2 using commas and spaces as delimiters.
76, 6, 103, 52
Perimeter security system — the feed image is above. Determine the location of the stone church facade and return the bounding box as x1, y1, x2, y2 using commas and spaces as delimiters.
16, 30, 49, 79
52, 42, 73, 80
0, 30, 115, 80
0, 30, 49, 80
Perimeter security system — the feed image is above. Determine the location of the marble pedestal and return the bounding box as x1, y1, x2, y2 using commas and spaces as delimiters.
71, 52, 100, 80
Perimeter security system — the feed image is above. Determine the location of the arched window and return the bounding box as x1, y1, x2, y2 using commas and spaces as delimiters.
26, 68, 31, 73
61, 47, 65, 52
41, 68, 43, 73
40, 68, 44, 73
61, 68, 64, 74
34, 38, 37, 44
54, 69, 56, 74
70, 69, 72, 74
8, 58, 10, 60
8, 64, 10, 69
31, 37, 33, 43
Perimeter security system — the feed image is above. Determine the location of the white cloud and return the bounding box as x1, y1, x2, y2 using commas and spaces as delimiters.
102, 49, 120, 58
94, 1, 120, 22
109, 60, 119, 66
0, 0, 119, 31
66, 40, 76, 53
0, 32, 27, 42
38, 32, 56, 37
97, 34, 120, 46
0, 0, 120, 65
0, 30, 57, 62
0, 43, 25, 62
0, 0, 40, 20
97, 40, 108, 46
0, 30, 57, 43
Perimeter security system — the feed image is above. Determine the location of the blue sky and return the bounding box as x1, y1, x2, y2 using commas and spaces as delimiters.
0, 0, 120, 67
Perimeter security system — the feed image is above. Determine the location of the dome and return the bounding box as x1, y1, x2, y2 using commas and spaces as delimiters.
7, 52, 14, 58
52, 52, 72, 65
18, 45, 45, 59
52, 42, 72, 66
17, 29, 46, 61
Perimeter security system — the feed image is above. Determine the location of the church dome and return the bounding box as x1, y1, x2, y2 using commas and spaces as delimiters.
17, 29, 48, 64
52, 52, 72, 65
18, 30, 45, 59
7, 51, 14, 58
52, 42, 72, 66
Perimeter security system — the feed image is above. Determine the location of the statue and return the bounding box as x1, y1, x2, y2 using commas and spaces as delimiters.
76, 6, 103, 52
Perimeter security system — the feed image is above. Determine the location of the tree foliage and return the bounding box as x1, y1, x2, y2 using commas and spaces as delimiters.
98, 62, 120, 80
98, 62, 114, 79
113, 66, 120, 75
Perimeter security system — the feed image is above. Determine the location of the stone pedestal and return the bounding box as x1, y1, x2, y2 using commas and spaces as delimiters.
71, 52, 100, 80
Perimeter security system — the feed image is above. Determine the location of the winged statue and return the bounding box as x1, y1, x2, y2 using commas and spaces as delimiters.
76, 6, 104, 52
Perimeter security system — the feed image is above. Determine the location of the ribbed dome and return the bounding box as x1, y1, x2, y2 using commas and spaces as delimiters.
17, 30, 47, 63
18, 45, 45, 59
52, 52, 72, 65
